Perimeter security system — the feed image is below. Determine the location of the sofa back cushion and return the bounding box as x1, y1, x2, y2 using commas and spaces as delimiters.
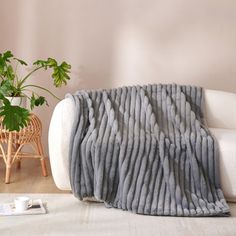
205, 89, 236, 130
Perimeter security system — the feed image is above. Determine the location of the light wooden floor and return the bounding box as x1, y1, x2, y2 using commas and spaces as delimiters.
0, 158, 69, 193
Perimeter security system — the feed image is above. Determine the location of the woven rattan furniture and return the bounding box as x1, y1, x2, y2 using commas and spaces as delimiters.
0, 113, 48, 184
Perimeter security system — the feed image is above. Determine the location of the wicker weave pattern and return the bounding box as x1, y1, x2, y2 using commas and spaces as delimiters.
0, 114, 48, 183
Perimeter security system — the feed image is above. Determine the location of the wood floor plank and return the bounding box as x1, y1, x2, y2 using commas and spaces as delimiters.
0, 158, 69, 193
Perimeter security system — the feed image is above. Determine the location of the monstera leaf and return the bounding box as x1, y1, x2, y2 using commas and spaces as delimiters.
33, 58, 71, 87
30, 93, 48, 110
5, 65, 15, 80
0, 50, 72, 131
0, 80, 15, 96
2, 51, 13, 61
0, 100, 30, 131
13, 58, 28, 66
33, 59, 48, 69
51, 61, 71, 87
0, 51, 15, 80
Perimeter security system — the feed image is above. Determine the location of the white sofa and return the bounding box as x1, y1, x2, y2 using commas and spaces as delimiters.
48, 89, 236, 203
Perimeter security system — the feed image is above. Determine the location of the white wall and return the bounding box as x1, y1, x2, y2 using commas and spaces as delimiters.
1, 0, 236, 153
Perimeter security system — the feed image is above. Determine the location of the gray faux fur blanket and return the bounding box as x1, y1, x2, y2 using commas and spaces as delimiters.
67, 84, 230, 216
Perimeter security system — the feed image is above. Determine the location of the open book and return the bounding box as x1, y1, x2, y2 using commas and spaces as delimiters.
0, 199, 47, 216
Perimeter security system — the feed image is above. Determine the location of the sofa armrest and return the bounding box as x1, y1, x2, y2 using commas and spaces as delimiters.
210, 128, 236, 202
48, 98, 75, 190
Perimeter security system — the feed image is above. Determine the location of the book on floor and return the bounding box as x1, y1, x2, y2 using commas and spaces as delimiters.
0, 199, 47, 216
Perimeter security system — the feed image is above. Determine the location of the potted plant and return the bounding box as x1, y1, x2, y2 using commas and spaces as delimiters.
0, 50, 71, 131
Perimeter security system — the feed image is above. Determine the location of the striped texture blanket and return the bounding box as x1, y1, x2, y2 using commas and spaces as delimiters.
67, 84, 230, 216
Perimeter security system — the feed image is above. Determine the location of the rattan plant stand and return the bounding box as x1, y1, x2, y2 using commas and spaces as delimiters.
0, 114, 48, 184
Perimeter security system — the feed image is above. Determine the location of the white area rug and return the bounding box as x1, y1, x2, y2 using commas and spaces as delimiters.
0, 193, 236, 236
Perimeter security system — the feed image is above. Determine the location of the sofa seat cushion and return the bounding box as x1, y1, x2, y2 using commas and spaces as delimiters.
210, 128, 236, 202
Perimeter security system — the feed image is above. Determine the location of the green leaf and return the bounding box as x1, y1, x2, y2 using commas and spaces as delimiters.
52, 61, 71, 87
30, 93, 48, 110
0, 92, 9, 104
0, 80, 15, 96
33, 58, 71, 87
0, 102, 30, 131
46, 58, 57, 67
60, 61, 71, 72
0, 91, 29, 131
5, 65, 15, 80
14, 58, 28, 66
0, 51, 14, 76
0, 57, 5, 74
33, 60, 48, 69
2, 51, 13, 62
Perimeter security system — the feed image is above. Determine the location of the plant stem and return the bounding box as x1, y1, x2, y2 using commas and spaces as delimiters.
21, 84, 61, 100
17, 66, 43, 88
22, 88, 39, 96
14, 62, 20, 86
21, 92, 31, 101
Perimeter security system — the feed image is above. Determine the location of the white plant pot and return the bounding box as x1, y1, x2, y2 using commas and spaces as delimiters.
5, 96, 27, 108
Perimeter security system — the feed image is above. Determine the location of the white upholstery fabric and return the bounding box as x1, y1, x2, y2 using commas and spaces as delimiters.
48, 89, 236, 201
48, 98, 75, 190
210, 128, 236, 202
205, 89, 236, 129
